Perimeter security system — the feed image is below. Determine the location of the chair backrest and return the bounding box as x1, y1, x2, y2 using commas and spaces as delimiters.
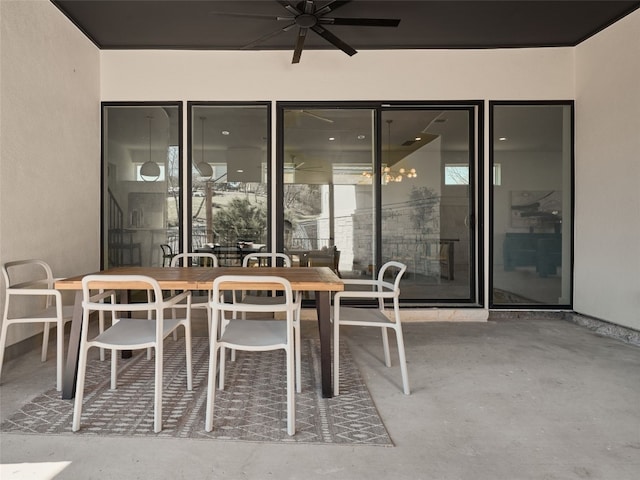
211, 275, 296, 317
2, 259, 54, 291
171, 252, 219, 268
242, 252, 291, 268
376, 261, 407, 307
81, 274, 164, 311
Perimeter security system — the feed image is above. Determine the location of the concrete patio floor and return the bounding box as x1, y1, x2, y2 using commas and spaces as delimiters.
1, 315, 639, 479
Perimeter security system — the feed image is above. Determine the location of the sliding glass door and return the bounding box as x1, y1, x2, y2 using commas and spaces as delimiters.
278, 106, 376, 280
379, 107, 478, 303
278, 102, 481, 305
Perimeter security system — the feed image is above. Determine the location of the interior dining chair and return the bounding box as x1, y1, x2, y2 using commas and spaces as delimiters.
205, 275, 297, 436
170, 252, 219, 336
0, 259, 74, 391
238, 252, 303, 392
160, 243, 176, 267
333, 260, 410, 396
73, 274, 192, 433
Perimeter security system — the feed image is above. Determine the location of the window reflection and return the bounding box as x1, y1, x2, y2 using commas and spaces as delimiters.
102, 104, 181, 268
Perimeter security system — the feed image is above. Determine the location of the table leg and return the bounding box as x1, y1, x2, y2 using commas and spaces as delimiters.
62, 290, 83, 400
315, 290, 333, 398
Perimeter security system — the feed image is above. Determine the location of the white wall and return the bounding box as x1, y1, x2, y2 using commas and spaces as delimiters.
574, 9, 640, 330
100, 48, 574, 101
0, 0, 100, 347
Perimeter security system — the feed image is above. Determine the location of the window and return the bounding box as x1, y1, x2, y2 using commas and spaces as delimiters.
490, 102, 573, 307
102, 103, 182, 268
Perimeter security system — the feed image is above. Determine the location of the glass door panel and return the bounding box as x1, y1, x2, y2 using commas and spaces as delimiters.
102, 103, 181, 268
380, 109, 475, 302
281, 107, 376, 280
491, 103, 573, 307
189, 104, 270, 264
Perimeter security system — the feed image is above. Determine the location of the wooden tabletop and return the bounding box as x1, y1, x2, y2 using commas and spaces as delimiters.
55, 266, 344, 292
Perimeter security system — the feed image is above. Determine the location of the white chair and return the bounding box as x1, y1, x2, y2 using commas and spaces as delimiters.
73, 275, 192, 433
205, 275, 297, 436
170, 252, 218, 335
238, 252, 303, 392
1, 259, 74, 391
333, 261, 410, 395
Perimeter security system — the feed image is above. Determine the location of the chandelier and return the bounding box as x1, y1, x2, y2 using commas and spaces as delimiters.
362, 166, 417, 183
361, 119, 417, 183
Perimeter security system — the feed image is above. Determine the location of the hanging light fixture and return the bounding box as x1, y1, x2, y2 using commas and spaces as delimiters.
196, 116, 213, 179
362, 119, 417, 183
140, 115, 160, 181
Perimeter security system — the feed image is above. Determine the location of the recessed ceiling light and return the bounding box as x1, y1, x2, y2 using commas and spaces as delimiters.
357, 134, 366, 140
499, 137, 507, 141
415, 137, 422, 141
221, 130, 230, 136
329, 137, 335, 141
236, 169, 244, 173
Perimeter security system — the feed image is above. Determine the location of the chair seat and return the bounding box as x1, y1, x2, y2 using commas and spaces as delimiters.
337, 306, 393, 325
93, 318, 185, 348
220, 319, 287, 349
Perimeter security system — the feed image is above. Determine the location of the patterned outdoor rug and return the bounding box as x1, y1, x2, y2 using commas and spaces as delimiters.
1, 337, 392, 445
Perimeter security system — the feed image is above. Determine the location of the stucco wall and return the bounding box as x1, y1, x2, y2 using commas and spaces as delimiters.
574, 9, 640, 330
0, 0, 100, 347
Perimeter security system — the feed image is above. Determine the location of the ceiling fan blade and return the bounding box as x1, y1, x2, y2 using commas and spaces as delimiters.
321, 17, 401, 27
315, 0, 352, 17
276, 0, 302, 16
311, 25, 357, 57
301, 110, 334, 123
242, 22, 296, 49
208, 11, 291, 21
292, 27, 309, 64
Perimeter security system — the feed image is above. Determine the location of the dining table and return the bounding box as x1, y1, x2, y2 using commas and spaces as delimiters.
55, 266, 344, 400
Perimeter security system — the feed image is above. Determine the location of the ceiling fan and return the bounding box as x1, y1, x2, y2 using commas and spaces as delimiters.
211, 0, 401, 64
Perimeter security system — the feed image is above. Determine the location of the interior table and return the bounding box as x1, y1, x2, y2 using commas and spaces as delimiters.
56, 266, 343, 400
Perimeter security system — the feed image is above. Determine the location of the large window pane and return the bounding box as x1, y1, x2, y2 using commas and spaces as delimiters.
281, 107, 375, 279
380, 109, 475, 302
189, 104, 269, 264
102, 104, 181, 268
491, 103, 573, 307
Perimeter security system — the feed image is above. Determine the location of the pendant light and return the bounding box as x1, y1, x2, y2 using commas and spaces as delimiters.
196, 116, 213, 179
140, 115, 160, 181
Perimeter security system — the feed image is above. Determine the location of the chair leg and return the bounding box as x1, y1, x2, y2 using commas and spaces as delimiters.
153, 344, 163, 433
218, 346, 226, 390
41, 321, 51, 362
394, 327, 411, 395
286, 345, 295, 436
56, 318, 64, 391
295, 322, 301, 393
99, 311, 105, 361
111, 349, 118, 390
381, 328, 392, 367
0, 320, 9, 384
333, 320, 340, 396
205, 344, 219, 432
184, 324, 193, 391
